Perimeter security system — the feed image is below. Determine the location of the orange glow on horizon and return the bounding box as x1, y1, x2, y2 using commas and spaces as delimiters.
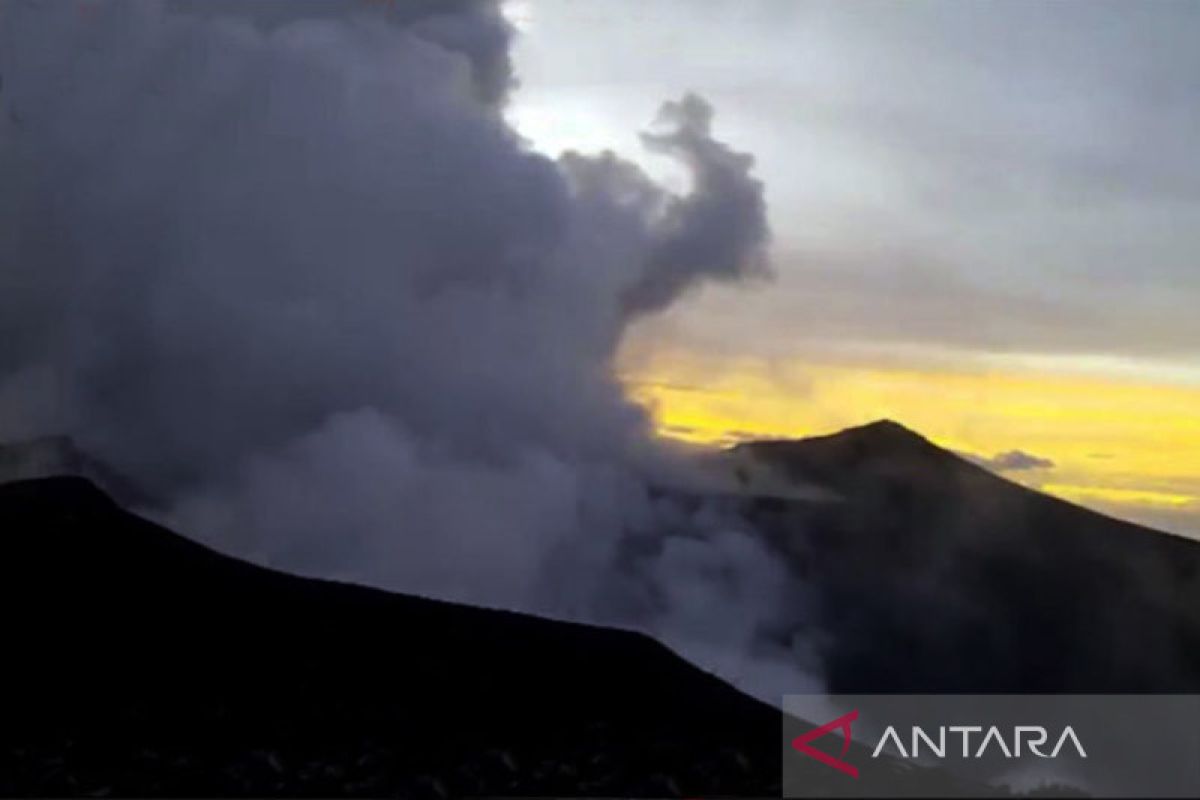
619, 349, 1200, 538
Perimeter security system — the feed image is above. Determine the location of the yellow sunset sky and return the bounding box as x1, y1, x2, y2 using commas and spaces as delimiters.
618, 341, 1200, 538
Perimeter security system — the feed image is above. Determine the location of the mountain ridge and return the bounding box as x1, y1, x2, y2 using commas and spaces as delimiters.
3, 416, 1195, 792
0, 475, 996, 797
739, 417, 1191, 539
730, 420, 1200, 693
0, 476, 782, 796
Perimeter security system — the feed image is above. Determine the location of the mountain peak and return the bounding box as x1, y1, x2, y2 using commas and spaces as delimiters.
0, 436, 150, 507
734, 419, 961, 494
739, 419, 940, 463
837, 418, 930, 446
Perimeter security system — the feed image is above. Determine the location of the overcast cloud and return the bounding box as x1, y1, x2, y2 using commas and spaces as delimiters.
511, 0, 1200, 366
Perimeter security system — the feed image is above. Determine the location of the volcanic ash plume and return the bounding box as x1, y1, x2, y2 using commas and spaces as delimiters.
0, 0, 814, 696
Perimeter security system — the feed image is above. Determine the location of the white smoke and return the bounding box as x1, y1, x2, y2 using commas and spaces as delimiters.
0, 0, 816, 698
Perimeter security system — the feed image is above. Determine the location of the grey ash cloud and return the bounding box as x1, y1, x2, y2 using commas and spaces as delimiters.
0, 0, 806, 697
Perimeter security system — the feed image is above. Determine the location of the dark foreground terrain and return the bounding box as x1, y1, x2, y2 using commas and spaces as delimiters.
0, 476, 1012, 798
2, 477, 787, 797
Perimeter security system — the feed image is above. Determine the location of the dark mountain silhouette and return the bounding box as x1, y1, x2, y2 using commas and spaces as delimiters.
4, 419, 1192, 796
737, 420, 1200, 693
0, 436, 150, 507
1, 476, 997, 798
0, 477, 780, 797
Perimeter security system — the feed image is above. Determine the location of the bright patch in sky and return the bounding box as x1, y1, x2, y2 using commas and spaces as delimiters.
508, 1, 1200, 539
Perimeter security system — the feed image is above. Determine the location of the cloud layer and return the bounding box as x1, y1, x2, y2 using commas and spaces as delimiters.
968, 449, 1056, 473
513, 0, 1200, 362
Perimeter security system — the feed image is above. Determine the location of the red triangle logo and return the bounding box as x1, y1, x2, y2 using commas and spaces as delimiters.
791, 709, 860, 778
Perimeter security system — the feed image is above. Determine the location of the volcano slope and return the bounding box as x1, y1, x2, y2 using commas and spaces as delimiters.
3, 476, 995, 797
0, 476, 784, 796
736, 420, 1200, 693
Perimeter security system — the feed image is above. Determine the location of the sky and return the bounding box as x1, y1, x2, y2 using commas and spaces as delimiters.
506, 0, 1200, 538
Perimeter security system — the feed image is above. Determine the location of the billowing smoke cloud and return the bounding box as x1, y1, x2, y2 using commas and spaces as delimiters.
560, 93, 770, 317
0, 1, 812, 697
165, 0, 516, 106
